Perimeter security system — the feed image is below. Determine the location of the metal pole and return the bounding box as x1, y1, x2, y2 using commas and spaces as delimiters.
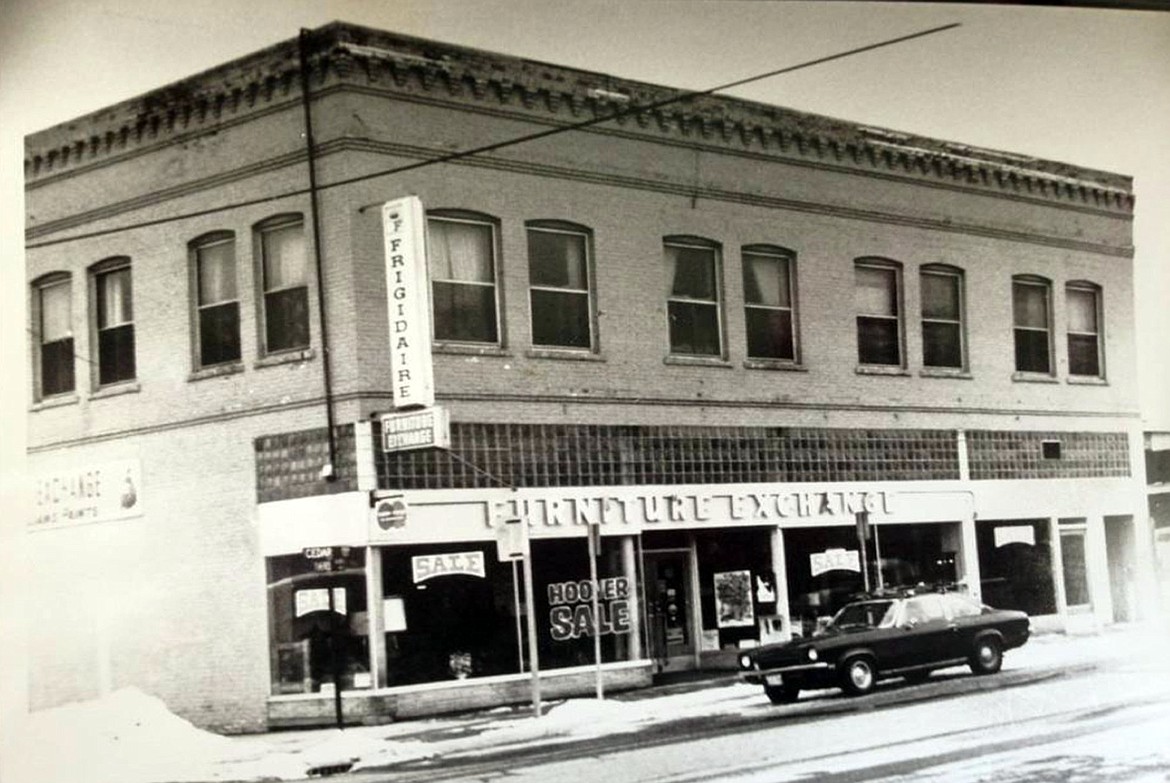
326, 585, 344, 729
588, 524, 603, 700
873, 522, 885, 590
512, 559, 525, 674
857, 525, 871, 594
521, 551, 541, 717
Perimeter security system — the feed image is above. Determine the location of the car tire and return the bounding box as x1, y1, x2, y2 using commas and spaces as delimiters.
969, 636, 1003, 675
764, 684, 801, 705
840, 656, 877, 696
903, 670, 931, 685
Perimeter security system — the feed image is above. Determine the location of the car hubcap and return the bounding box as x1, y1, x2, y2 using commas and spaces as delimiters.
850, 663, 872, 689
979, 644, 996, 664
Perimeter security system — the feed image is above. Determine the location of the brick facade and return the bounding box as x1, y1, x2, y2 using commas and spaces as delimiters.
24, 23, 1148, 732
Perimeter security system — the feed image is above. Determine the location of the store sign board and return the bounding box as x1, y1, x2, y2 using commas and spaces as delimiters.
547, 578, 631, 641
809, 548, 861, 577
492, 489, 894, 531
411, 551, 486, 583
30, 458, 143, 528
295, 587, 347, 618
994, 525, 1036, 548
380, 408, 450, 453
382, 196, 434, 409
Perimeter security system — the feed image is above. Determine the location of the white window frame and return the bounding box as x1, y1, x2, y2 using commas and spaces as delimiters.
854, 258, 904, 368
526, 222, 595, 351
742, 246, 798, 363
920, 265, 966, 371
664, 237, 724, 358
427, 213, 502, 347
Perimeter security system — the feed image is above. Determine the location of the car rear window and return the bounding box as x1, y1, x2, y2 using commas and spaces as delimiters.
942, 593, 983, 618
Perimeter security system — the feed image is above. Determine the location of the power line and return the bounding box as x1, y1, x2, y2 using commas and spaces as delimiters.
26, 23, 960, 251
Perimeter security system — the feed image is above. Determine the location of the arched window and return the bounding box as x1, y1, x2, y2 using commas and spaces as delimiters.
427, 210, 501, 345
1012, 275, 1053, 375
31, 272, 74, 398
920, 264, 966, 370
255, 214, 309, 354
190, 231, 240, 367
665, 236, 723, 357
854, 257, 904, 367
742, 244, 798, 362
90, 256, 135, 385
526, 220, 595, 351
1066, 281, 1103, 378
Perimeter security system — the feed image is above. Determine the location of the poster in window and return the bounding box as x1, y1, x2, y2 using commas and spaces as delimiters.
714, 570, 755, 628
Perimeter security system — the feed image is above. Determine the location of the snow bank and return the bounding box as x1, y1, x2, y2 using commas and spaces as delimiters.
5, 687, 436, 783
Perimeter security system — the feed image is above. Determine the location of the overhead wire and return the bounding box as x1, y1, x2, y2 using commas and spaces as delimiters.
25, 22, 960, 251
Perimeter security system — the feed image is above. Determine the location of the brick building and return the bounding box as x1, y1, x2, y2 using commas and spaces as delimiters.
24, 22, 1155, 732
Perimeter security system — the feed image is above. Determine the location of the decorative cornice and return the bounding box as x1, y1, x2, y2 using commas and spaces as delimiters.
24, 21, 1134, 215
24, 132, 1134, 259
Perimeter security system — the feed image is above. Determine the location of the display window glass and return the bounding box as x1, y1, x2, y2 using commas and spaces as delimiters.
381, 544, 520, 685
267, 549, 368, 695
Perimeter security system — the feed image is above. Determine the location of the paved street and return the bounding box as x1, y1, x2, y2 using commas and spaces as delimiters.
352, 625, 1170, 783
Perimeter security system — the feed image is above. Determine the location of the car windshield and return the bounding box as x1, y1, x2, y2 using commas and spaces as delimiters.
827, 600, 896, 631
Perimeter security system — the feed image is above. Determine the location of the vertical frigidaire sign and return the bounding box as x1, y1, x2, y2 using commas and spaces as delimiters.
382, 196, 434, 409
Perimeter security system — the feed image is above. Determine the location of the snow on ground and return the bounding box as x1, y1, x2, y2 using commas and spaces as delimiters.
5, 623, 1166, 783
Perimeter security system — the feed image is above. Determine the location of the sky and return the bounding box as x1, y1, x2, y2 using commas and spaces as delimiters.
0, 1, 1167, 469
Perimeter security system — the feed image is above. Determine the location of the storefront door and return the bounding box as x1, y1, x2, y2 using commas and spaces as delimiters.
644, 550, 695, 670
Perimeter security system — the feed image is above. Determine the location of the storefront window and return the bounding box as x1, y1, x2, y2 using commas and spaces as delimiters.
267, 549, 368, 695
976, 520, 1057, 615
381, 544, 519, 685
694, 530, 774, 651
532, 538, 632, 670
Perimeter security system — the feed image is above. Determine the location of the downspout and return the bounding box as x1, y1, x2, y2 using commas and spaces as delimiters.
298, 28, 338, 477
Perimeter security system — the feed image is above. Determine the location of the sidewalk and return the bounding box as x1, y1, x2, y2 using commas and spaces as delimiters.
8, 621, 1169, 783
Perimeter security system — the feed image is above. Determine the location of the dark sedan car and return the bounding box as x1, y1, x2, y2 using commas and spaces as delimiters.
739, 588, 1030, 704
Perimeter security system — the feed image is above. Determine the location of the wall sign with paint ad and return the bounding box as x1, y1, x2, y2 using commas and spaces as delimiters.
31, 458, 143, 528
382, 196, 434, 409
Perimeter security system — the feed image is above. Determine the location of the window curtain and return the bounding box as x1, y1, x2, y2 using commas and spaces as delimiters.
529, 230, 586, 289
198, 241, 237, 305
667, 244, 716, 300
744, 254, 788, 307
263, 224, 307, 291
854, 266, 897, 316
99, 268, 132, 327
1066, 288, 1098, 332
1013, 283, 1048, 328
921, 273, 959, 320
429, 220, 493, 282
40, 282, 71, 341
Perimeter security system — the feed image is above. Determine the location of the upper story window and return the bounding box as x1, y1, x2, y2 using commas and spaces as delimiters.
91, 258, 135, 386
427, 213, 500, 345
257, 215, 309, 354
665, 238, 722, 357
854, 258, 903, 367
32, 274, 74, 398
192, 232, 241, 367
1012, 276, 1052, 374
1066, 282, 1103, 378
527, 222, 594, 350
921, 265, 965, 369
742, 246, 797, 361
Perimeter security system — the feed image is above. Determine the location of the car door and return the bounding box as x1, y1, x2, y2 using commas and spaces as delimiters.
890, 595, 952, 670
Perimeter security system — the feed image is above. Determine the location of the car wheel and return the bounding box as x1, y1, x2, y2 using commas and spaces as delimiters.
764, 684, 801, 705
903, 670, 931, 685
840, 656, 877, 696
969, 637, 1003, 675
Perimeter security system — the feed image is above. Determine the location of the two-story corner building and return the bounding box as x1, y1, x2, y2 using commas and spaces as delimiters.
24, 22, 1154, 732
